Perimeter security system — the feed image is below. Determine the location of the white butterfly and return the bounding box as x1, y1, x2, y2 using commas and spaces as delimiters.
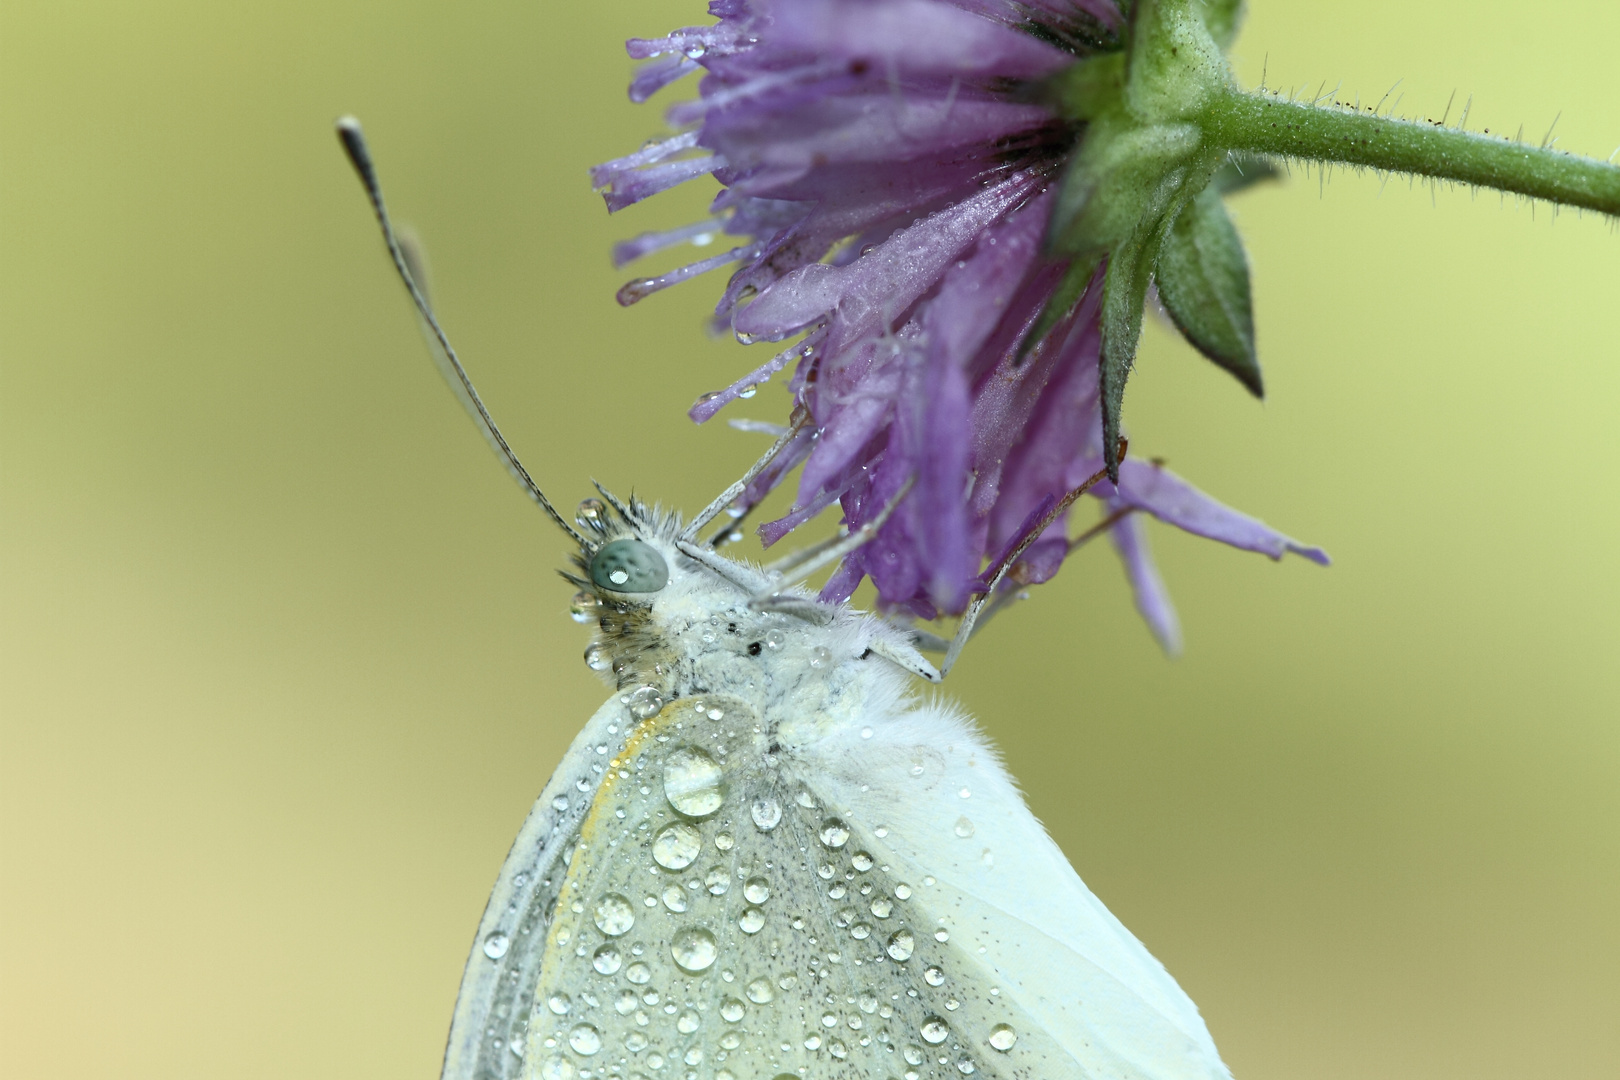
337, 117, 1233, 1080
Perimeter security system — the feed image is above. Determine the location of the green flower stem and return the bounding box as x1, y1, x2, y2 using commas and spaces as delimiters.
1199, 88, 1620, 217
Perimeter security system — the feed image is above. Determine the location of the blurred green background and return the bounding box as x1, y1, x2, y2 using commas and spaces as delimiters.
2, 1, 1616, 1077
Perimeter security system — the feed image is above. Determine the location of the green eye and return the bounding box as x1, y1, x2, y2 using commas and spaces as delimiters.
590, 539, 669, 594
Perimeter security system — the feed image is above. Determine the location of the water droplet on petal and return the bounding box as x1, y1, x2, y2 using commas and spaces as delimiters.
483, 931, 510, 959
921, 1017, 949, 1045
568, 1023, 602, 1056
989, 1024, 1018, 1052
886, 929, 915, 961
671, 927, 718, 973
663, 747, 724, 817
594, 894, 635, 937
653, 822, 702, 870
751, 796, 782, 831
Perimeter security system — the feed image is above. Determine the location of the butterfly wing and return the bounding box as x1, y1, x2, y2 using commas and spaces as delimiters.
441, 693, 631, 1080
801, 702, 1235, 1080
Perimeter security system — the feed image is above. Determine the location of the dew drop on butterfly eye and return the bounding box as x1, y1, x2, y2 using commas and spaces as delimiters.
592, 945, 622, 975
567, 1023, 602, 1056
920, 1017, 949, 1045
670, 927, 718, 973
663, 746, 724, 817
886, 929, 915, 961
593, 894, 635, 937
745, 977, 774, 1004
583, 643, 612, 671
483, 931, 510, 959
751, 796, 782, 831
954, 816, 975, 838
744, 877, 770, 904
721, 997, 746, 1022
569, 591, 597, 623
988, 1024, 1018, 1052
626, 686, 664, 720
652, 822, 702, 870
818, 817, 851, 849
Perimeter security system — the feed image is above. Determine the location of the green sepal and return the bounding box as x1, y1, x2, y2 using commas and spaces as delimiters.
1050, 118, 1201, 256
1099, 234, 1156, 481
1015, 252, 1104, 365
1154, 184, 1262, 397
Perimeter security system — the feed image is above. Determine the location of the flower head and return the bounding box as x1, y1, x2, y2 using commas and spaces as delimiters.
594, 0, 1324, 649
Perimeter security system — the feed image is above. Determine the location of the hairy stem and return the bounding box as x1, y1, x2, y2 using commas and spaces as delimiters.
1200, 87, 1620, 217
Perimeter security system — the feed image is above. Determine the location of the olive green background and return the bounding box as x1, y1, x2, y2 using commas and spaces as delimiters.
3, 1, 1616, 1077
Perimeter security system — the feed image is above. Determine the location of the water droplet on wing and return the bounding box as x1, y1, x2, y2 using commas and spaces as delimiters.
652, 822, 702, 870
663, 747, 724, 817
989, 1024, 1018, 1052
482, 931, 510, 959
594, 894, 635, 937
671, 927, 718, 973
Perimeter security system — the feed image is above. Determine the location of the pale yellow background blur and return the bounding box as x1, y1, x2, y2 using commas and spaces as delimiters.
2, 1, 1616, 1077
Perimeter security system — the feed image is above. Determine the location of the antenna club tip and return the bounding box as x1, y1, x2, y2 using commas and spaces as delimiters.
334, 114, 363, 135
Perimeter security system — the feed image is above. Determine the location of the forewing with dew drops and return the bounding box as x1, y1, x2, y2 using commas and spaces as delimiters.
517, 692, 1076, 1080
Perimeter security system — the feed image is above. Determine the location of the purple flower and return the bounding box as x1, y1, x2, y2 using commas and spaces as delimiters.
593, 0, 1324, 648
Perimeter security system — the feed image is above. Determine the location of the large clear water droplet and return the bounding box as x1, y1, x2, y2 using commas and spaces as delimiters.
920, 1017, 949, 1045
738, 907, 765, 934
886, 928, 915, 961
593, 893, 635, 937
871, 897, 893, 918
818, 817, 851, 849
751, 796, 782, 831
567, 1022, 602, 1056
662, 883, 688, 912
721, 998, 746, 1022
988, 1024, 1018, 1052
663, 747, 724, 817
547, 992, 571, 1015
670, 927, 718, 973
652, 821, 702, 870
626, 685, 664, 720
583, 643, 612, 671
482, 931, 510, 959
592, 944, 621, 975
539, 1057, 575, 1080
625, 961, 651, 984
744, 877, 770, 904
745, 977, 774, 1004
569, 591, 597, 623
575, 498, 606, 530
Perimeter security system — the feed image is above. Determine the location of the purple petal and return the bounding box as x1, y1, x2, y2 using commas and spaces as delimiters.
630, 55, 700, 103
766, 0, 1075, 80
689, 330, 823, 423
612, 218, 724, 268
734, 167, 1044, 344
590, 131, 701, 189
617, 244, 760, 306
626, 25, 745, 60
1108, 508, 1183, 655
1106, 459, 1332, 565
599, 155, 723, 213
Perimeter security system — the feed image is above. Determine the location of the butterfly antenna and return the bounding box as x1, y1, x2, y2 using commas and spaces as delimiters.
335, 116, 588, 547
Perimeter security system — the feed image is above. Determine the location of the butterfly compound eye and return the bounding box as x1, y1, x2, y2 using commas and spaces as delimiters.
589, 539, 669, 594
